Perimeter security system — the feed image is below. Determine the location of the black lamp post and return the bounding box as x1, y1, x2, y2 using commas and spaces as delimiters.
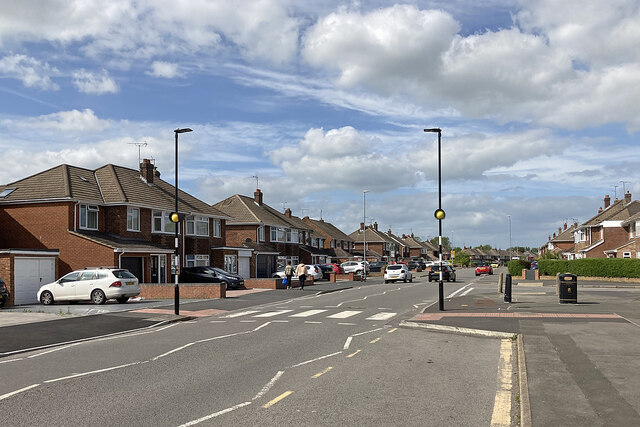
172, 127, 192, 315
425, 128, 445, 311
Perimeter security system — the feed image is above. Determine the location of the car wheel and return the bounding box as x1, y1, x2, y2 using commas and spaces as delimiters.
355, 270, 362, 275
40, 291, 54, 305
91, 289, 107, 305
409, 277, 413, 283
116, 296, 129, 304
384, 280, 388, 284
446, 277, 450, 282
403, 277, 407, 283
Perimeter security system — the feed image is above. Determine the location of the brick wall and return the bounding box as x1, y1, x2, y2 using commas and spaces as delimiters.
225, 224, 259, 247
140, 283, 225, 299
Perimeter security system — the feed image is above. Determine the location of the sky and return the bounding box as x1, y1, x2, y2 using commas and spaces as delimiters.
1, 0, 639, 250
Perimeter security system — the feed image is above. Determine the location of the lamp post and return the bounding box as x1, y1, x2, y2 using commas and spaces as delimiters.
363, 190, 369, 281
172, 127, 192, 315
425, 128, 445, 311
508, 215, 512, 261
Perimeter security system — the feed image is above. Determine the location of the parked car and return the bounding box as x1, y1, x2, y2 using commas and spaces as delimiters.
424, 261, 435, 268
322, 263, 345, 274
37, 268, 140, 305
181, 266, 244, 289
530, 261, 539, 270
368, 261, 387, 272
0, 277, 9, 308
490, 262, 500, 268
428, 265, 456, 282
407, 261, 419, 270
340, 261, 370, 274
384, 264, 413, 283
273, 264, 323, 281
475, 264, 493, 276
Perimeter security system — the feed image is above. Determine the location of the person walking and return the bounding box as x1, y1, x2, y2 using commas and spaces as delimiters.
295, 262, 307, 290
284, 262, 294, 289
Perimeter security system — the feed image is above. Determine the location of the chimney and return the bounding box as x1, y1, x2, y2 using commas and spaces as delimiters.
254, 189, 263, 205
625, 191, 632, 204
604, 194, 611, 209
411, 233, 414, 238
564, 222, 567, 230
558, 227, 562, 234
598, 207, 603, 213
553, 232, 556, 238
548, 235, 551, 241
388, 229, 392, 235
360, 222, 365, 230
574, 222, 578, 228
374, 222, 378, 231
140, 159, 154, 183
154, 167, 160, 178
284, 208, 292, 218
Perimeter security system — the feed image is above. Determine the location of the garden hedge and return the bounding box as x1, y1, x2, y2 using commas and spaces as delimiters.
538, 258, 640, 278
507, 259, 531, 276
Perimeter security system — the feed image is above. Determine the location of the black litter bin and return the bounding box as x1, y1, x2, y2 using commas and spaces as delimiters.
559, 273, 577, 304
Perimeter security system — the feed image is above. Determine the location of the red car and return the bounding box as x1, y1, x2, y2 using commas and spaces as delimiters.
321, 263, 344, 274
475, 264, 493, 276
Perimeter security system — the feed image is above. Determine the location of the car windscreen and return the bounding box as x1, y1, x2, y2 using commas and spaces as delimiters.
112, 270, 137, 279
388, 265, 403, 270
212, 268, 232, 276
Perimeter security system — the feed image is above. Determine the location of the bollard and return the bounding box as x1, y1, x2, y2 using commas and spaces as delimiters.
504, 274, 512, 303
498, 272, 504, 293
555, 272, 561, 295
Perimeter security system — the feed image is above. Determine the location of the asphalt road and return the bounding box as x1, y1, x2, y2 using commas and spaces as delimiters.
0, 270, 511, 426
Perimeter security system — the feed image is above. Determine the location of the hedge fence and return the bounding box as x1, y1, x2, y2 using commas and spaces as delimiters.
537, 259, 640, 278
508, 260, 531, 276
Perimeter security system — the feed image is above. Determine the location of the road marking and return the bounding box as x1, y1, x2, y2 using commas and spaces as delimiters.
178, 401, 252, 426
291, 351, 342, 368
253, 371, 284, 400
490, 339, 513, 427
209, 320, 226, 323
370, 338, 381, 344
387, 328, 397, 333
346, 349, 361, 358
343, 337, 353, 349
45, 362, 141, 383
337, 322, 357, 326
152, 343, 194, 361
447, 284, 471, 298
0, 358, 24, 365
327, 310, 362, 319
222, 310, 260, 318
352, 327, 383, 337
240, 320, 257, 323
0, 384, 39, 401
365, 312, 396, 321
290, 309, 327, 317
312, 367, 333, 378
254, 310, 293, 318
304, 321, 322, 324
263, 391, 293, 409
272, 320, 289, 323
460, 287, 474, 296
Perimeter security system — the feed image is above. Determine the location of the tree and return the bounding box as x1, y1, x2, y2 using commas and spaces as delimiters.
454, 252, 470, 267
430, 236, 451, 251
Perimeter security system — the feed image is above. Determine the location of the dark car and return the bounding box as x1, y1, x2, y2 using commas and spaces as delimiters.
368, 261, 387, 272
428, 265, 456, 282
530, 261, 539, 270
181, 266, 244, 289
0, 277, 8, 308
407, 261, 419, 270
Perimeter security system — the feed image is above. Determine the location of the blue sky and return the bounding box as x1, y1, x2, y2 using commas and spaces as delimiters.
1, 0, 639, 250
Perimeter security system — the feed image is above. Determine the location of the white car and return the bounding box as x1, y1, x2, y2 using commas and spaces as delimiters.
272, 264, 323, 281
340, 261, 370, 274
384, 264, 413, 283
37, 268, 140, 305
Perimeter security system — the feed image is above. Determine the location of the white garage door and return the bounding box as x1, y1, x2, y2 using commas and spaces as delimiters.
238, 256, 250, 279
14, 258, 56, 305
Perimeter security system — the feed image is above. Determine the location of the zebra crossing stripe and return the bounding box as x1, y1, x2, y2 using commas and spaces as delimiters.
365, 312, 397, 321
327, 311, 362, 319
289, 310, 328, 318
253, 310, 293, 318
222, 310, 260, 318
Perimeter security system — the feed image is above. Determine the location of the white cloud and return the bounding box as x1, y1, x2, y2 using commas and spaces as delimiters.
72, 69, 118, 94
2, 109, 111, 132
0, 54, 59, 90
147, 61, 182, 78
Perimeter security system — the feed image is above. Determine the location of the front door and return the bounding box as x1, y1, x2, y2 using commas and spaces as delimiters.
150, 255, 167, 284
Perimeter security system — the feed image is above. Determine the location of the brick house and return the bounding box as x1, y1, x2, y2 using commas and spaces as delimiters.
213, 190, 314, 277
572, 193, 640, 259
349, 222, 397, 261
540, 222, 577, 259
384, 229, 409, 261
614, 212, 640, 258
303, 216, 355, 263
401, 234, 425, 259
0, 159, 231, 304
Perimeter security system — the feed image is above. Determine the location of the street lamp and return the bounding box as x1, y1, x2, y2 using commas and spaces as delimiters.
425, 128, 444, 311
508, 215, 512, 260
172, 127, 192, 315
363, 190, 369, 281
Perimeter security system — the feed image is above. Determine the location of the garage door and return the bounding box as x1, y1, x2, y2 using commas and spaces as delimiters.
238, 256, 250, 278
14, 258, 56, 305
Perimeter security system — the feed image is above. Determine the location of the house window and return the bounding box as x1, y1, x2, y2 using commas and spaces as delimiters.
278, 227, 285, 242
213, 219, 221, 237
330, 240, 336, 248
224, 255, 237, 273
277, 256, 298, 270
152, 210, 176, 233
286, 229, 298, 243
623, 252, 631, 258
0, 188, 16, 198
186, 254, 209, 267
258, 226, 265, 242
127, 207, 140, 232
270, 226, 277, 242
187, 215, 209, 236
79, 204, 99, 230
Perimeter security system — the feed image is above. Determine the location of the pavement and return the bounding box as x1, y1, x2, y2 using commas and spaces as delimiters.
402, 278, 640, 427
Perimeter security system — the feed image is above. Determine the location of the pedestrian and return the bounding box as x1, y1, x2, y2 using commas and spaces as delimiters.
284, 262, 294, 289
295, 262, 307, 290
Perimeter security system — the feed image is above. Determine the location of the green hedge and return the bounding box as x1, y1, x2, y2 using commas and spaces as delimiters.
538, 258, 640, 278
508, 259, 530, 276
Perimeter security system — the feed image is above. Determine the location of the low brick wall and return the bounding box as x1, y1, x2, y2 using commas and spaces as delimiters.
245, 277, 315, 289
140, 283, 225, 299
337, 272, 362, 282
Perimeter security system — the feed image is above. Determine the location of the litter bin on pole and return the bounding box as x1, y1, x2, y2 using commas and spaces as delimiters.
559, 273, 577, 304
504, 274, 512, 303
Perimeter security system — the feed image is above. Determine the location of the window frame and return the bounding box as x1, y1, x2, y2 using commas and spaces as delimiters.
152, 210, 177, 234
186, 215, 209, 237
79, 204, 99, 230
212, 219, 221, 238
127, 207, 140, 232
257, 225, 265, 242
186, 254, 209, 267
224, 255, 237, 273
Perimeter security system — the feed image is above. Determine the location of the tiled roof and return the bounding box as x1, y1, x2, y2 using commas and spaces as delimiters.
384, 230, 408, 247
581, 199, 640, 227
70, 230, 174, 252
214, 194, 290, 226
304, 217, 353, 242
401, 236, 423, 249
349, 226, 395, 243
550, 224, 578, 242
0, 163, 229, 218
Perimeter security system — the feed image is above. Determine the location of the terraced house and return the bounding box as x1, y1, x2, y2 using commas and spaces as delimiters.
0, 159, 231, 305
303, 216, 355, 263
349, 222, 398, 261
